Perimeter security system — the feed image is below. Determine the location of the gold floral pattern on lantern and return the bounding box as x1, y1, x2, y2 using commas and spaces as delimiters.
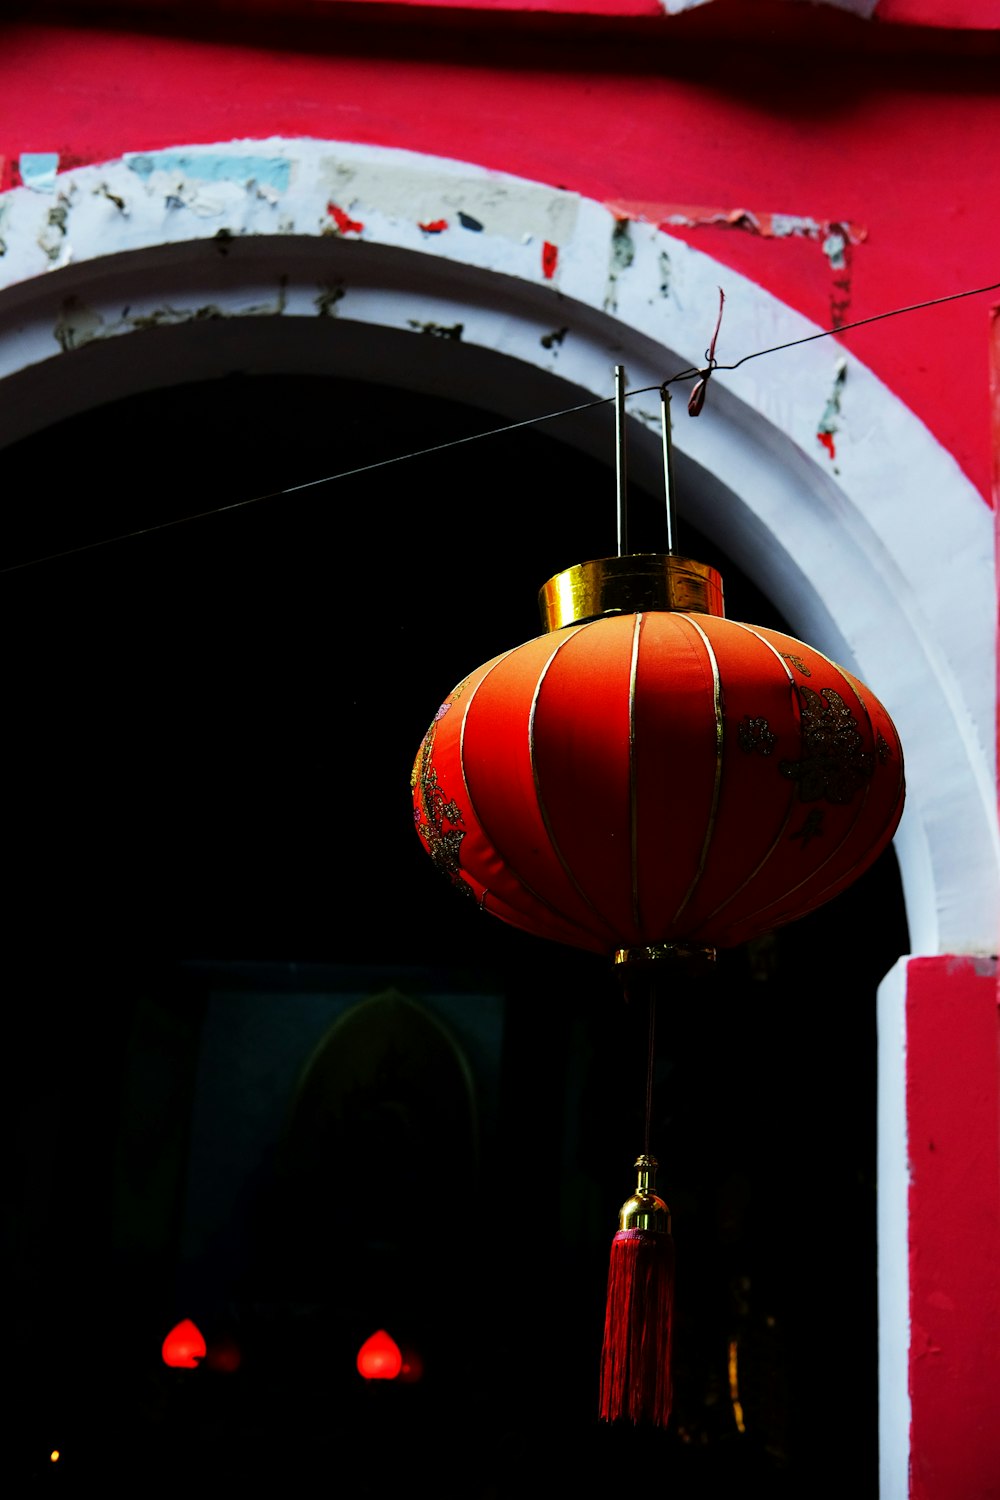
411, 711, 475, 898
738, 716, 777, 756
780, 687, 874, 805
789, 809, 825, 847
781, 652, 812, 677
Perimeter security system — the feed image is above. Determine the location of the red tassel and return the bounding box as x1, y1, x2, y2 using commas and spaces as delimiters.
599, 1156, 675, 1426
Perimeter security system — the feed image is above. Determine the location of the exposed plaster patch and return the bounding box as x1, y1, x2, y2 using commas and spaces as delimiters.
632, 202, 866, 255
607, 201, 865, 328
125, 151, 293, 194
53, 279, 289, 352
318, 156, 578, 248
816, 357, 848, 466
19, 153, 59, 192
1, 144, 580, 291
823, 223, 856, 330
38, 193, 73, 266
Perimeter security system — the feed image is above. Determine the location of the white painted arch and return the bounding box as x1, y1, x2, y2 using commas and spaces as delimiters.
0, 137, 996, 960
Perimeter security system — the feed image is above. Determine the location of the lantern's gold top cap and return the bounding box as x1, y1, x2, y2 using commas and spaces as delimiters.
618, 1153, 671, 1235
614, 942, 717, 973
539, 553, 725, 631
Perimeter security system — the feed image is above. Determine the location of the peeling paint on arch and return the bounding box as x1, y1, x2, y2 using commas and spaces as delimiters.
0, 135, 994, 967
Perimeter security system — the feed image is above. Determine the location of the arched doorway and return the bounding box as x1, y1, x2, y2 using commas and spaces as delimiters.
0, 138, 993, 1496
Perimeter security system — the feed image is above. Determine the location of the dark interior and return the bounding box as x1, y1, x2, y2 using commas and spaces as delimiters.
2, 365, 908, 1498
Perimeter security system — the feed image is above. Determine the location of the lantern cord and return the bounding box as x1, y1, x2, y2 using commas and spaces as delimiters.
685, 286, 726, 417
644, 981, 657, 1160
4, 275, 999, 578
660, 385, 677, 554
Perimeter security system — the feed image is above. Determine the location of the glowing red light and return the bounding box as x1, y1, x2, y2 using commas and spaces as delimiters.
356, 1329, 402, 1381
162, 1318, 207, 1369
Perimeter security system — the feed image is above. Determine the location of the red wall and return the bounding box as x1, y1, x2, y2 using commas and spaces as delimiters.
2, 7, 1000, 501
906, 957, 1000, 1498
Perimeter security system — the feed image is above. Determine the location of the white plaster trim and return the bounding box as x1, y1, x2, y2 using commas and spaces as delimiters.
0, 136, 995, 960
877, 958, 912, 1500
660, 0, 877, 14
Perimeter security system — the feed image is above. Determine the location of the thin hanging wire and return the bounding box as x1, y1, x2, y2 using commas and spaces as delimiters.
3, 275, 999, 577
615, 364, 628, 556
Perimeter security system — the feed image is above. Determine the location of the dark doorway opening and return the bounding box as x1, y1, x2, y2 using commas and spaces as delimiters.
2, 367, 907, 1498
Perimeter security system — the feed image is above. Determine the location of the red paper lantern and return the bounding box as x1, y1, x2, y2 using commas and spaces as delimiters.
412, 554, 904, 962
411, 548, 904, 1428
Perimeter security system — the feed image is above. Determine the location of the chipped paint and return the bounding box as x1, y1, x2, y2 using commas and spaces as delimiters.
407, 320, 463, 339
19, 153, 59, 192
611, 217, 635, 268
95, 182, 129, 215
603, 217, 634, 310
418, 218, 448, 234
619, 201, 868, 256
52, 279, 289, 352
542, 240, 558, 278
37, 194, 72, 266
823, 222, 856, 329
540, 326, 568, 350
604, 201, 865, 332
315, 284, 346, 316
326, 201, 364, 235
54, 294, 105, 352
816, 356, 848, 463
125, 151, 292, 193
603, 199, 867, 259
318, 156, 578, 248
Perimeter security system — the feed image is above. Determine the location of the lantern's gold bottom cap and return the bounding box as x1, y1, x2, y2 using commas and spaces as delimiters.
614, 943, 717, 971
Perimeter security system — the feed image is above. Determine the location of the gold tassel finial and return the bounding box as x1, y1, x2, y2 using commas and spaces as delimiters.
619, 1154, 671, 1234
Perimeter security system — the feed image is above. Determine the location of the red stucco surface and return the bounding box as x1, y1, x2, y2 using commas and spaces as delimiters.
905, 956, 1000, 1498
2, 10, 999, 1498
1, 9, 999, 500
